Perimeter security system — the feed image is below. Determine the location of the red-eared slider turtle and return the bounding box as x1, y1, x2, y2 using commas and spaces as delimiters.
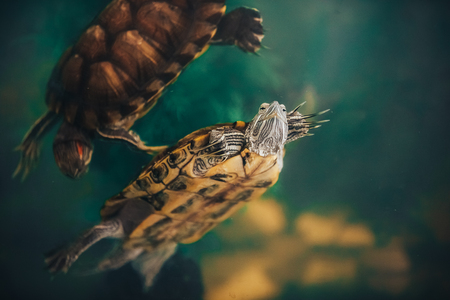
45, 101, 328, 286
14, 0, 265, 180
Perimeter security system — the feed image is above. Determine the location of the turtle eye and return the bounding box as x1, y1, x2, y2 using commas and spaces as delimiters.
259, 103, 269, 111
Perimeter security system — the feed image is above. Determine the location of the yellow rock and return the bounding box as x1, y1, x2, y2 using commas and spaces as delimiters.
301, 255, 357, 285
245, 199, 286, 235
205, 263, 279, 300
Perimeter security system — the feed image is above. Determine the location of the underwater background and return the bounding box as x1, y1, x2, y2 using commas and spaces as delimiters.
1, 0, 450, 299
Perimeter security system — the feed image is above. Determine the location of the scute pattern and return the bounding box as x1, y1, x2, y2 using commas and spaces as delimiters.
75, 25, 107, 61
111, 30, 162, 84
99, 0, 133, 35
46, 0, 227, 129
167, 148, 188, 168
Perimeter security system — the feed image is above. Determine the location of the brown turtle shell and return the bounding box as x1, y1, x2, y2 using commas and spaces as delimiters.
100, 121, 282, 251
46, 0, 227, 130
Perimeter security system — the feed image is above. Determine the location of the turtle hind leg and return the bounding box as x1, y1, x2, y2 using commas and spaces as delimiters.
211, 7, 264, 53
96, 126, 167, 155
94, 247, 144, 272
13, 111, 60, 181
131, 243, 177, 288
45, 219, 124, 274
84, 243, 177, 289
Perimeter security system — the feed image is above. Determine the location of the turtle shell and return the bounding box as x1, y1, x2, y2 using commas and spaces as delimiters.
101, 121, 281, 250
46, 0, 227, 130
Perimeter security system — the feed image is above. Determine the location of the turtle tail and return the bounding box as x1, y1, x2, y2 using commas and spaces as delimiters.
13, 111, 60, 181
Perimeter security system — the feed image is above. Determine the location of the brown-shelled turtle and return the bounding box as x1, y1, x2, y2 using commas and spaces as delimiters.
14, 0, 265, 180
45, 101, 329, 286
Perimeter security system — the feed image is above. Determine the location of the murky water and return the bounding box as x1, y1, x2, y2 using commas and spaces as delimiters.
1, 1, 450, 299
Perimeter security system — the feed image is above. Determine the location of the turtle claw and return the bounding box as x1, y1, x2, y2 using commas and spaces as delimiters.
141, 145, 168, 155
211, 7, 265, 53
45, 247, 77, 274
235, 8, 264, 53
13, 140, 41, 181
13, 111, 59, 181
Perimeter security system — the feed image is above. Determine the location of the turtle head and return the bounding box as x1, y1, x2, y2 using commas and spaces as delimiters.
53, 121, 93, 179
245, 101, 288, 156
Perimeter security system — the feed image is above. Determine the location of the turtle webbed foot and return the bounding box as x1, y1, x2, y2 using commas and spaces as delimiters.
212, 7, 264, 53
235, 8, 264, 53
13, 140, 41, 181
45, 246, 78, 274
14, 111, 59, 181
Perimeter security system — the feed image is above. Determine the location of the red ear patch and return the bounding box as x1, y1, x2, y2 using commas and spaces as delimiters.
76, 142, 83, 159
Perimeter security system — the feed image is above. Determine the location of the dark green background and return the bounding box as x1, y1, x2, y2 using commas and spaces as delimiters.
1, 0, 450, 299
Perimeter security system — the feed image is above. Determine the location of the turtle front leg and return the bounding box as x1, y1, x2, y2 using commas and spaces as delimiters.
45, 219, 124, 273
286, 106, 330, 143
97, 127, 167, 155
210, 7, 264, 53
13, 111, 60, 181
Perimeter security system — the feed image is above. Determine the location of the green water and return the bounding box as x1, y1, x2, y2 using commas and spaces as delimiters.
1, 0, 450, 299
